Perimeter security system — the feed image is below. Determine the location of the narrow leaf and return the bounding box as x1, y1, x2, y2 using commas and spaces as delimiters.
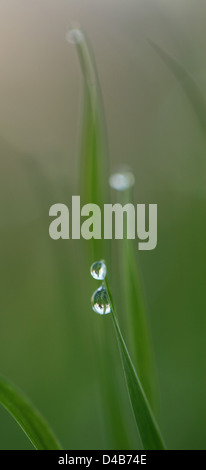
105, 277, 166, 450
114, 187, 156, 408
73, 30, 109, 260
0, 376, 62, 450
148, 39, 206, 133
70, 30, 134, 447
121, 236, 157, 408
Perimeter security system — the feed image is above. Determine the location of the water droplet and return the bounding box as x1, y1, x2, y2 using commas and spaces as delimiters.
91, 286, 111, 315
90, 260, 107, 280
66, 29, 84, 45
109, 169, 135, 191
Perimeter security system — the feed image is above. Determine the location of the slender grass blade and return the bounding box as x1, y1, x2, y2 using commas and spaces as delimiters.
121, 236, 157, 408
71, 29, 108, 261
105, 278, 165, 450
148, 39, 206, 133
70, 29, 135, 447
0, 376, 62, 450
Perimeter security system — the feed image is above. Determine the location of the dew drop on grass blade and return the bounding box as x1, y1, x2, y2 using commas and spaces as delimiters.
67, 29, 134, 448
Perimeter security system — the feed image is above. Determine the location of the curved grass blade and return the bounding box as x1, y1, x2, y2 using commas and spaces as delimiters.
148, 39, 206, 133
104, 278, 165, 450
121, 236, 157, 409
69, 31, 134, 447
116, 188, 157, 409
145, 0, 192, 63
0, 376, 62, 450
70, 29, 109, 261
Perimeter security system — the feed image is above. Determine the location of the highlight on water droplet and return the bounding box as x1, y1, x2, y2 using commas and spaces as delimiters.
66, 29, 84, 45
109, 168, 135, 191
90, 260, 107, 280
91, 286, 111, 315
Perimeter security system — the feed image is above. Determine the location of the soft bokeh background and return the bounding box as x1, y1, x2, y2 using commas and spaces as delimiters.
0, 0, 206, 450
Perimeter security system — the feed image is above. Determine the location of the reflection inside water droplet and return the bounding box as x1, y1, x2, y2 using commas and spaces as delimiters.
66, 29, 84, 45
91, 286, 111, 315
90, 260, 107, 280
109, 170, 135, 191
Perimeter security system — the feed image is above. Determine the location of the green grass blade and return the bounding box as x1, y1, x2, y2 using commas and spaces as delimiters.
0, 376, 62, 450
104, 278, 165, 450
121, 236, 157, 408
72, 30, 109, 261
114, 188, 156, 408
70, 31, 136, 447
148, 39, 206, 133
112, 313, 165, 450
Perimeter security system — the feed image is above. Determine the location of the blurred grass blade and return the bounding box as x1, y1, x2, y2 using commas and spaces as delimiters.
0, 376, 62, 450
148, 39, 206, 133
70, 30, 135, 447
121, 236, 157, 408
146, 0, 192, 62
116, 187, 156, 409
105, 278, 165, 450
71, 29, 108, 260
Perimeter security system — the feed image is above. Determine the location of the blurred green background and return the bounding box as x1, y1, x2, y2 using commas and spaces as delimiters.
0, 0, 206, 450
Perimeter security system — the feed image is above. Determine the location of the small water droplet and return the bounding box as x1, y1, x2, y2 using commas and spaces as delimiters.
91, 286, 111, 315
66, 29, 84, 45
90, 260, 107, 280
109, 169, 135, 191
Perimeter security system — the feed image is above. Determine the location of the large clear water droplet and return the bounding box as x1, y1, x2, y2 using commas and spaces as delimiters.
90, 260, 107, 280
109, 169, 135, 191
91, 286, 111, 315
66, 29, 84, 45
